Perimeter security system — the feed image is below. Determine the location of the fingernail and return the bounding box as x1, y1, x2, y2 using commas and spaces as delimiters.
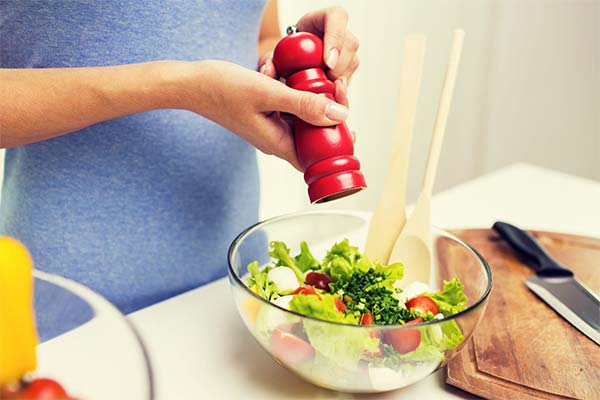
325, 102, 348, 121
340, 76, 348, 88
325, 49, 339, 69
259, 64, 267, 74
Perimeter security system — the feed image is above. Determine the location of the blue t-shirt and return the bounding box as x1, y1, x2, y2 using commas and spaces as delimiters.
0, 1, 265, 313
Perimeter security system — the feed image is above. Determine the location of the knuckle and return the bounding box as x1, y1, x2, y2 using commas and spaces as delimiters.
328, 30, 346, 46
298, 93, 318, 118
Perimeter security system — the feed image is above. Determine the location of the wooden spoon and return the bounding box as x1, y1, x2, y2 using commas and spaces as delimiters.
365, 34, 427, 264
388, 30, 465, 285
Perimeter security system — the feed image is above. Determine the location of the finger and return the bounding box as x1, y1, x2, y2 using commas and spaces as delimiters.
327, 32, 359, 80
334, 78, 349, 107
255, 113, 303, 171
259, 58, 277, 79
297, 7, 348, 69
263, 84, 349, 127
330, 54, 360, 86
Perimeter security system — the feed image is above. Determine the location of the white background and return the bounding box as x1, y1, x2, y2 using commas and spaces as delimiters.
1, 0, 598, 218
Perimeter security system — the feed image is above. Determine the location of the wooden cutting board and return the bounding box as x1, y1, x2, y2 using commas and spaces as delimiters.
442, 229, 600, 400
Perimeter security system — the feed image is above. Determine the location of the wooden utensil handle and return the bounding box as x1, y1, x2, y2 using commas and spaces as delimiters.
493, 221, 574, 277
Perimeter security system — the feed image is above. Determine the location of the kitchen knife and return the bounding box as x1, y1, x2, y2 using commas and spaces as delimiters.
493, 221, 600, 345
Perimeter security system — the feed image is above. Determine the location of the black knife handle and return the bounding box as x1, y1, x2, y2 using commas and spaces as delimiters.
493, 221, 573, 278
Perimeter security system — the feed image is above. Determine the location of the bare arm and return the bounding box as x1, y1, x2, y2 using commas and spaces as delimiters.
0, 62, 188, 148
0, 3, 357, 170
0, 59, 348, 168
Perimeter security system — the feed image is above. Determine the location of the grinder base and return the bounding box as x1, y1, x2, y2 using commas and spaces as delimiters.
308, 170, 367, 203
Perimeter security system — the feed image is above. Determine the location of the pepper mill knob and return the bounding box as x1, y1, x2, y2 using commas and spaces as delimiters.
272, 28, 367, 203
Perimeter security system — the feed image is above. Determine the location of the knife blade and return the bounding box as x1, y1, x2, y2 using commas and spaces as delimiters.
493, 221, 600, 345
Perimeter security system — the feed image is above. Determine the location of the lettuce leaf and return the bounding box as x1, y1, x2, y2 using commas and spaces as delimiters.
268, 241, 304, 283
323, 239, 361, 266
425, 278, 467, 316
303, 320, 380, 371
373, 260, 404, 290
289, 294, 378, 370
321, 239, 374, 282
294, 241, 320, 272
440, 320, 464, 349
289, 293, 356, 324
247, 261, 278, 300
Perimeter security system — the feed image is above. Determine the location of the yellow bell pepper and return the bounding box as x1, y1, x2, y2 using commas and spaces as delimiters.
0, 236, 37, 385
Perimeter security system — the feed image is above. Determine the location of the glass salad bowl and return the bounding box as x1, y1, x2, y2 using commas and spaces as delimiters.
29, 270, 154, 399
228, 210, 492, 393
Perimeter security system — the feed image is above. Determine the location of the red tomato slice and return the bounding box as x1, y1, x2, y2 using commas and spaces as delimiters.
271, 327, 315, 364
334, 297, 347, 313
293, 285, 321, 299
382, 317, 423, 354
405, 295, 439, 315
21, 378, 71, 400
360, 312, 373, 325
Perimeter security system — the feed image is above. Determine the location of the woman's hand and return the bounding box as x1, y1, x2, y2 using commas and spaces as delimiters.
259, 6, 359, 108
181, 60, 349, 171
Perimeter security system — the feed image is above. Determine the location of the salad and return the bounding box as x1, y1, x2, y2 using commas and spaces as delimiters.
245, 239, 467, 389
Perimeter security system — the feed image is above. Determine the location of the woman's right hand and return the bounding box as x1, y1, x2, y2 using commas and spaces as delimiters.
177, 60, 349, 171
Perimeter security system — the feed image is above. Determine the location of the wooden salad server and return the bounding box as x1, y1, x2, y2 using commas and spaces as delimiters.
365, 34, 427, 264
389, 30, 464, 286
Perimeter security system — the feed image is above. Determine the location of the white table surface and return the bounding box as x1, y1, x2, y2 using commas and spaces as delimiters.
127, 163, 600, 400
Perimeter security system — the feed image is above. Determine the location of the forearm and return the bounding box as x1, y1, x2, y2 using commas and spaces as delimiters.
0, 61, 190, 148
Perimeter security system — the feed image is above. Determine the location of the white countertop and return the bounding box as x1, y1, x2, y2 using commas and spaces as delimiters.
125, 163, 600, 400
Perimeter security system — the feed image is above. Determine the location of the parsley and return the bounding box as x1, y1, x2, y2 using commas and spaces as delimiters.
332, 269, 417, 325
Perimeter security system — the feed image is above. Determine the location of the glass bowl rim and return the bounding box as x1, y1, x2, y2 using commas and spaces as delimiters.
228, 209, 493, 330
33, 269, 155, 400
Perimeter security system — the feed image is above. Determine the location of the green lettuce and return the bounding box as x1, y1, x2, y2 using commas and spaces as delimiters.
321, 239, 374, 282
373, 260, 404, 290
247, 261, 277, 300
290, 294, 379, 370
294, 241, 320, 272
289, 293, 357, 323
268, 241, 304, 283
425, 319, 465, 350
425, 278, 467, 316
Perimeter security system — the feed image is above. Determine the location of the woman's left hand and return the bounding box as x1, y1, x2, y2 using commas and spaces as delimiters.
259, 6, 359, 107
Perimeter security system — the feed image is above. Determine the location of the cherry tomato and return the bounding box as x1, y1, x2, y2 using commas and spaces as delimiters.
305, 271, 332, 292
360, 312, 373, 325
334, 297, 347, 313
21, 378, 70, 400
271, 327, 315, 364
383, 317, 423, 354
0, 383, 22, 399
405, 295, 439, 315
293, 284, 321, 299
359, 312, 383, 357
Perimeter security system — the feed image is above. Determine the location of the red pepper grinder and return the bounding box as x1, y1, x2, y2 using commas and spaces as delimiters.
272, 26, 367, 203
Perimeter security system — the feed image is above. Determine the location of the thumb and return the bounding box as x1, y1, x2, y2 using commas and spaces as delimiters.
266, 86, 349, 126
